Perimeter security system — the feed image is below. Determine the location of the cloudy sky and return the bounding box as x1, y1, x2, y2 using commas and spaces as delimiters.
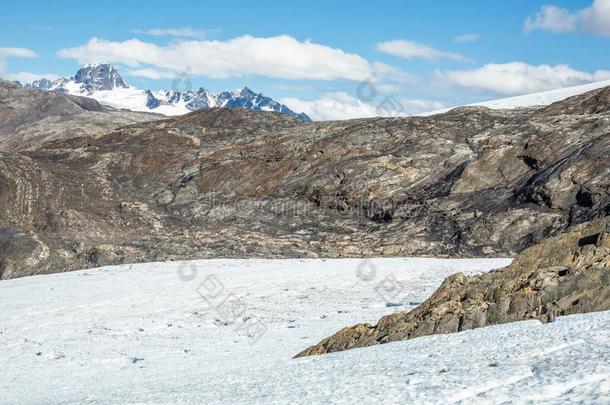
2, 0, 610, 120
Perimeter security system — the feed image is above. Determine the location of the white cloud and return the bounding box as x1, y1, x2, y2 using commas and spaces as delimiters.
281, 92, 444, 121
376, 40, 470, 63
282, 92, 378, 121
581, 0, 610, 35
269, 84, 317, 93
0, 47, 38, 58
0, 47, 38, 79
124, 68, 177, 80
133, 28, 212, 39
594, 71, 610, 81
370, 62, 418, 86
524, 5, 578, 33
57, 36, 375, 81
6, 71, 60, 83
453, 34, 480, 43
439, 62, 610, 95
525, 0, 610, 36
400, 99, 446, 113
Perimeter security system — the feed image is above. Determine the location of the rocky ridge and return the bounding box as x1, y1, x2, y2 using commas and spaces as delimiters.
0, 83, 608, 279
0, 80, 160, 151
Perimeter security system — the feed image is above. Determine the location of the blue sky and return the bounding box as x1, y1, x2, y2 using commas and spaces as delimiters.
1, 0, 609, 119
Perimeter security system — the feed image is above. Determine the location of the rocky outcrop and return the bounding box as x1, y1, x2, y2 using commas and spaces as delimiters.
295, 217, 610, 357
0, 84, 609, 278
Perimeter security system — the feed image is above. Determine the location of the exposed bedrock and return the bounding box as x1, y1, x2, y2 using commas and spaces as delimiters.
0, 81, 609, 278
296, 217, 610, 357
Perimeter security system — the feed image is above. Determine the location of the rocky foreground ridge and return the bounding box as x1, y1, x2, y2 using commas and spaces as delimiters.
0, 81, 609, 278
296, 216, 610, 357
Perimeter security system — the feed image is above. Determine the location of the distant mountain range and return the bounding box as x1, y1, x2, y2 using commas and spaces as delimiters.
24, 63, 310, 120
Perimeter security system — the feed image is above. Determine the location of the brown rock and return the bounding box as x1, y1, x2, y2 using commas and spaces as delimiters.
0, 82, 159, 151
295, 217, 610, 357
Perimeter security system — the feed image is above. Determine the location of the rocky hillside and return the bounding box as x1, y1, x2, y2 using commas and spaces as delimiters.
0, 84, 609, 278
296, 216, 610, 357
0, 80, 159, 151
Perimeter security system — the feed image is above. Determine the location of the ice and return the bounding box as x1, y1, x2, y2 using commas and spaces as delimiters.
420, 79, 610, 116
1, 257, 608, 404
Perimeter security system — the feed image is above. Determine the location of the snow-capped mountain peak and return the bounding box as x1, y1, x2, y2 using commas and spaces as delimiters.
73, 62, 128, 92
27, 78, 55, 91
24, 64, 310, 120
238, 86, 256, 97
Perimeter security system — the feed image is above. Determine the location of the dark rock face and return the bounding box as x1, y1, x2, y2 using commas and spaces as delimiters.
73, 63, 128, 92
24, 78, 54, 90
145, 90, 161, 109
217, 87, 310, 120
295, 217, 610, 357
162, 88, 214, 110
165, 86, 311, 120
0, 84, 609, 278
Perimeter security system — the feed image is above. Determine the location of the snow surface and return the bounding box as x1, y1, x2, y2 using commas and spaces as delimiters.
87, 87, 190, 116
420, 79, 610, 116
1, 258, 609, 404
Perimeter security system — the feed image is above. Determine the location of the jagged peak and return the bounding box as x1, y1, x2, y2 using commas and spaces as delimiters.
238, 86, 257, 97
74, 63, 128, 91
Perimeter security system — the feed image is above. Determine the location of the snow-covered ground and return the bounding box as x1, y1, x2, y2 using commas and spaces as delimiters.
420, 79, 610, 116
1, 258, 609, 404
83, 87, 191, 116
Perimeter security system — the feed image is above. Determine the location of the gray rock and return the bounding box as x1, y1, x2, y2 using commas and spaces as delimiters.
24, 78, 54, 91
0, 80, 160, 151
145, 90, 161, 109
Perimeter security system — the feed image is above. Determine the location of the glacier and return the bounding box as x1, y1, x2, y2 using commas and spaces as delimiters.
1, 258, 609, 404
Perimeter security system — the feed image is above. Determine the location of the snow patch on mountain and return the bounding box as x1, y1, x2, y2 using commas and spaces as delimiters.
420, 79, 610, 116
24, 63, 310, 120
